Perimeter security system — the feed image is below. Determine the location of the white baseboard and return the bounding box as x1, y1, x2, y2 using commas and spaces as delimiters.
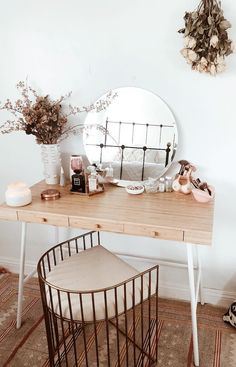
158, 282, 235, 308
0, 255, 234, 308
0, 256, 36, 275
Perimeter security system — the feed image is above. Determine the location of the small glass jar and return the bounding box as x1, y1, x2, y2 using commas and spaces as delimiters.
158, 177, 165, 192
145, 180, 159, 193
165, 176, 173, 192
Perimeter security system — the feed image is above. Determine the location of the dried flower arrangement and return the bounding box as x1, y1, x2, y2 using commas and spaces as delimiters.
178, 0, 234, 75
0, 81, 116, 144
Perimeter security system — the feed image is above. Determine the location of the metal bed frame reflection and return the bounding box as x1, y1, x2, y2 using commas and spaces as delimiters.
86, 119, 176, 180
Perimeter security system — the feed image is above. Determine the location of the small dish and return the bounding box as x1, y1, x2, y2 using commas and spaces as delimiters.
191, 186, 215, 203
126, 185, 145, 195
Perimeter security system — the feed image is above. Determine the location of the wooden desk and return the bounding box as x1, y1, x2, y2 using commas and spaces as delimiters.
0, 180, 214, 243
0, 181, 214, 366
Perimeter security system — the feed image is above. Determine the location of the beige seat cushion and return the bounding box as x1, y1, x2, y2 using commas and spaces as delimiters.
46, 245, 156, 322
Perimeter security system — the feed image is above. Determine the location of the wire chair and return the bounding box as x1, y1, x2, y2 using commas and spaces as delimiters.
37, 231, 159, 367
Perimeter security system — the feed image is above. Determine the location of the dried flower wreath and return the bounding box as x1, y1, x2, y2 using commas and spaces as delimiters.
178, 0, 234, 75
0, 81, 116, 144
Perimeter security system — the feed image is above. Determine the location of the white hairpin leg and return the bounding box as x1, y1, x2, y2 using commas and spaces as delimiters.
16, 222, 27, 329
16, 224, 60, 329
187, 243, 199, 367
196, 246, 204, 305
54, 226, 59, 243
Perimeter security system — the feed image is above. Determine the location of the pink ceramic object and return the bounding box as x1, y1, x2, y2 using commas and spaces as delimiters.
192, 186, 215, 203
172, 174, 192, 194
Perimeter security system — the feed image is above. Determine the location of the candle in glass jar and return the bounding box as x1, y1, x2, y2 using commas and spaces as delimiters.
5, 182, 32, 207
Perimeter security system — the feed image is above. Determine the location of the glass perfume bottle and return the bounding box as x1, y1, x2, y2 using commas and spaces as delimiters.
88, 167, 98, 192
70, 155, 83, 182
105, 164, 114, 180
71, 170, 86, 193
158, 177, 165, 192
165, 176, 173, 192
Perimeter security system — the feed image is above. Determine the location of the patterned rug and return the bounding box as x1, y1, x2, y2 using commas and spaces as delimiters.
0, 273, 235, 367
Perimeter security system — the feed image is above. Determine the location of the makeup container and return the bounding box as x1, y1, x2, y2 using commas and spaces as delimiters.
41, 189, 61, 201
192, 186, 215, 203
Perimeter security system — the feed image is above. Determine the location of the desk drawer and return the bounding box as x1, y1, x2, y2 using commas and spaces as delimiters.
0, 207, 17, 221
184, 230, 212, 245
18, 211, 69, 227
124, 224, 184, 241
69, 217, 124, 233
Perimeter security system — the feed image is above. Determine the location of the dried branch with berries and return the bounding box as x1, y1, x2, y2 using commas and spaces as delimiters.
178, 0, 234, 75
0, 81, 116, 144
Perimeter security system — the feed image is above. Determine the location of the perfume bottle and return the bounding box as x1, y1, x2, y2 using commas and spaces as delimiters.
105, 164, 114, 180
88, 167, 98, 192
158, 177, 165, 192
70, 155, 83, 182
71, 170, 85, 193
165, 176, 173, 192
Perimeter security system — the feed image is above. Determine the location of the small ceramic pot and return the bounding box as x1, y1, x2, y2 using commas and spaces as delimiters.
191, 186, 215, 203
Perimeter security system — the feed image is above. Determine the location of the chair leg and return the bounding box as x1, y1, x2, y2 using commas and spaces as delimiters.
46, 317, 84, 367
108, 319, 157, 364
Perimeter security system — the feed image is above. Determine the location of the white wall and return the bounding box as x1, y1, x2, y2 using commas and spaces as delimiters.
0, 0, 236, 306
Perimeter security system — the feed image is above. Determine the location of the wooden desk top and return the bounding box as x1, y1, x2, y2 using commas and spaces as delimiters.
0, 181, 215, 245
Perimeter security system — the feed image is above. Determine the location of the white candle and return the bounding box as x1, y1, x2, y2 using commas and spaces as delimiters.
5, 182, 32, 207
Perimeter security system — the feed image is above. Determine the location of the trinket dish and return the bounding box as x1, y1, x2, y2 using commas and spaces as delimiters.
41, 189, 61, 201
126, 185, 145, 195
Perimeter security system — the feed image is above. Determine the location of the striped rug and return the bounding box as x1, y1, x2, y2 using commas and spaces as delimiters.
0, 273, 235, 367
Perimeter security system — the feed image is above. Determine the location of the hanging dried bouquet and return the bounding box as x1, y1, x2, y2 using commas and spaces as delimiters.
178, 0, 234, 75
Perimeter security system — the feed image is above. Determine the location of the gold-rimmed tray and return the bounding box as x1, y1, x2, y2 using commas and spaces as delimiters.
70, 184, 104, 196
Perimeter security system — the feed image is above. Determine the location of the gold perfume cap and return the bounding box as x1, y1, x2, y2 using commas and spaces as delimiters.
41, 189, 61, 201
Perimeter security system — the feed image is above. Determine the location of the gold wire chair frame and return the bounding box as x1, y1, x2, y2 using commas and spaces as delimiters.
37, 231, 159, 367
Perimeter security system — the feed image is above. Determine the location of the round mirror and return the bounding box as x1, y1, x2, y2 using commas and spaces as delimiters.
83, 87, 178, 182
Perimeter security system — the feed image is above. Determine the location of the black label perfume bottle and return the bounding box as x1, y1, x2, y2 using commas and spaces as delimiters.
71, 170, 85, 193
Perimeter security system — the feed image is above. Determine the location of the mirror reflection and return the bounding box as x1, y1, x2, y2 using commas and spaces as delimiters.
83, 87, 178, 181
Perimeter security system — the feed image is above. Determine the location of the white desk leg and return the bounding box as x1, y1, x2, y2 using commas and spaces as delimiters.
16, 224, 59, 329
196, 246, 204, 305
187, 243, 199, 367
16, 222, 27, 329
54, 226, 59, 243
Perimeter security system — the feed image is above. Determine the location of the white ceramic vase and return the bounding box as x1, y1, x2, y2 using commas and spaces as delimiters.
41, 144, 61, 185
